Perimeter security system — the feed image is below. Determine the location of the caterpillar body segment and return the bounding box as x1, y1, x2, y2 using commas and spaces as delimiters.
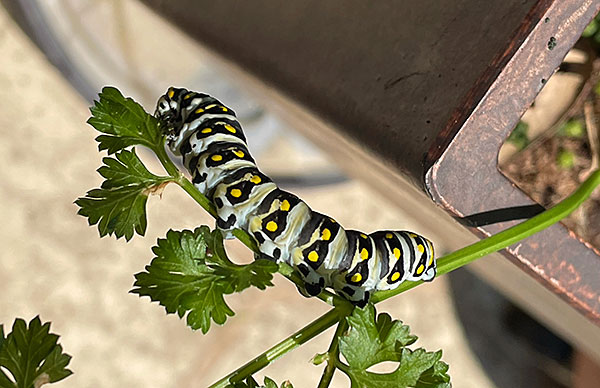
155, 87, 436, 306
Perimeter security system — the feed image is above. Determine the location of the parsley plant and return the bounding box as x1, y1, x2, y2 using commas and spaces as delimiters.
75, 87, 600, 387
0, 317, 72, 388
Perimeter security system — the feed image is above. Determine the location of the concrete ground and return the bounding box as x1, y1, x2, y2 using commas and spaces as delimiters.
0, 3, 496, 387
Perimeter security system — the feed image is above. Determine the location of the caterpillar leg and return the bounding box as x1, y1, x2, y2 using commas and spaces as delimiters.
295, 263, 325, 297
337, 285, 370, 308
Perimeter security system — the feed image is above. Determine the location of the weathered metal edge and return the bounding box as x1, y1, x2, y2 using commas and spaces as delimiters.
426, 0, 600, 325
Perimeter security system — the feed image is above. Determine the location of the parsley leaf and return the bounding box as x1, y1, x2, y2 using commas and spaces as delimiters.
0, 316, 72, 388
131, 227, 278, 333
338, 305, 450, 388
87, 86, 163, 154
229, 376, 294, 388
75, 149, 172, 241
210, 230, 279, 292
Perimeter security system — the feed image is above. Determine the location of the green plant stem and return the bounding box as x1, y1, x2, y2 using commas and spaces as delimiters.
208, 306, 352, 388
371, 169, 600, 304
155, 143, 219, 218
153, 139, 181, 178
317, 319, 348, 388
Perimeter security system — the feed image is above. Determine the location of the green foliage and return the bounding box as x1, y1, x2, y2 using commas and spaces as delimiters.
71, 86, 600, 388
558, 119, 585, 138
583, 18, 599, 38
87, 86, 163, 154
338, 306, 450, 388
75, 149, 172, 241
506, 120, 530, 150
557, 149, 576, 169
78, 87, 455, 386
131, 227, 278, 333
583, 13, 600, 44
0, 316, 72, 388
229, 376, 293, 388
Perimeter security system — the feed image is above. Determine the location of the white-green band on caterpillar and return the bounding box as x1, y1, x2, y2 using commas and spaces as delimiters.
155, 87, 436, 307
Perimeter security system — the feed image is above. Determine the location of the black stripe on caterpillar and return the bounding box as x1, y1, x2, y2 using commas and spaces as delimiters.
155, 87, 436, 307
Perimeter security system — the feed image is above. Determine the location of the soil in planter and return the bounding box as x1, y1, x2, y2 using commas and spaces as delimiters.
501, 128, 600, 250
500, 26, 600, 252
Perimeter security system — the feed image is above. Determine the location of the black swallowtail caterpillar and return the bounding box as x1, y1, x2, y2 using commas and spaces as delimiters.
155, 87, 436, 307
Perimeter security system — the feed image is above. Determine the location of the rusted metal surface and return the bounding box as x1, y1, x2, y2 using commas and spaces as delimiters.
426, 0, 600, 324
141, 0, 538, 187
140, 0, 600, 324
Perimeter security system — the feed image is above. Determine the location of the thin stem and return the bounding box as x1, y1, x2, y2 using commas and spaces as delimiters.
208, 306, 351, 388
153, 139, 181, 178
317, 319, 348, 388
371, 169, 600, 304
176, 174, 218, 218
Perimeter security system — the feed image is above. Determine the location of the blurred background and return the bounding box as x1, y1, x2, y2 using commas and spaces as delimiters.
0, 1, 598, 387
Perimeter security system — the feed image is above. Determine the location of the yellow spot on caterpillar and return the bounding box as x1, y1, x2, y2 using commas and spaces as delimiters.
211, 154, 223, 162
391, 272, 401, 282
428, 254, 434, 266
233, 150, 245, 158
184, 93, 192, 99
322, 228, 331, 241
230, 188, 242, 198
250, 175, 262, 184
308, 251, 319, 262
225, 124, 237, 133
409, 233, 418, 238
417, 244, 425, 253
201, 128, 212, 134
167, 88, 174, 98
329, 218, 336, 223
351, 273, 362, 283
221, 107, 228, 112
195, 108, 204, 114
386, 233, 393, 239
205, 104, 216, 109
393, 248, 401, 259
416, 264, 425, 275
360, 233, 367, 239
360, 248, 368, 261
266, 221, 278, 232
280, 199, 290, 211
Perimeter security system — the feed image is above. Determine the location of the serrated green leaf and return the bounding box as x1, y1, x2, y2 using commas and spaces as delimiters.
75, 149, 172, 241
87, 86, 163, 154
229, 376, 260, 388
228, 376, 293, 388
339, 305, 450, 388
341, 306, 416, 369
262, 377, 278, 388
0, 316, 72, 388
210, 230, 278, 292
131, 227, 278, 333
416, 360, 451, 388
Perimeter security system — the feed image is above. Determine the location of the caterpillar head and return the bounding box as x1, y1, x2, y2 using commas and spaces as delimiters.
155, 87, 188, 139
